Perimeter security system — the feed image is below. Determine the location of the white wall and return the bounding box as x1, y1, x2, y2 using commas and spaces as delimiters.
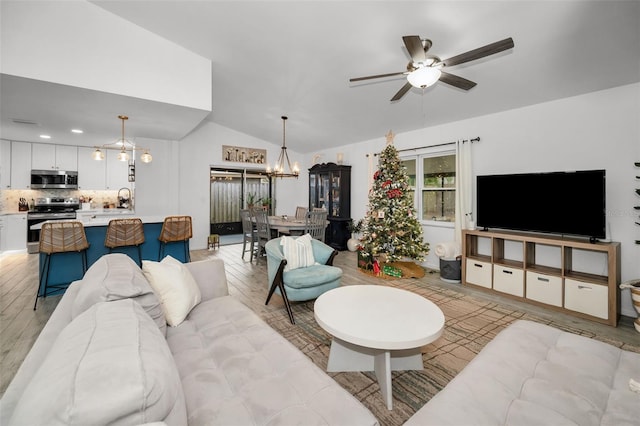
177, 121, 307, 250
133, 138, 181, 216
309, 83, 639, 317
1, 0, 211, 110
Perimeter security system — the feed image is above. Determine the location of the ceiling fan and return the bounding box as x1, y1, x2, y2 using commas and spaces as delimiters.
350, 35, 514, 101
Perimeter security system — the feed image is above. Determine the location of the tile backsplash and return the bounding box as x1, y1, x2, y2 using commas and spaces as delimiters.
0, 189, 122, 213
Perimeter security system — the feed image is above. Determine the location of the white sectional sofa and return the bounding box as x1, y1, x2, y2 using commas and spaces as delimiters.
406, 320, 640, 425
1, 254, 378, 425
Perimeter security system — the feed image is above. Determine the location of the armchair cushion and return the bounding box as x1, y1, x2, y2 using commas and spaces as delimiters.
284, 264, 343, 289
280, 234, 316, 271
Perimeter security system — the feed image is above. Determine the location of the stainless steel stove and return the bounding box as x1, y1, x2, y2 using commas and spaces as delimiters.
27, 197, 80, 253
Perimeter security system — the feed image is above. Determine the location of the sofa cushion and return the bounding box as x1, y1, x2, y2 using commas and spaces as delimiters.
71, 253, 166, 335
281, 234, 316, 271
142, 255, 202, 326
166, 295, 378, 426
9, 299, 187, 426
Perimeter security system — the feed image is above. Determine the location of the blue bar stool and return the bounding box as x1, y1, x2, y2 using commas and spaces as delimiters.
158, 215, 192, 262
34, 221, 89, 310
104, 218, 145, 266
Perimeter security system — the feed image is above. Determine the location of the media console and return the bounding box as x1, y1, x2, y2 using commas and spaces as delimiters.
462, 229, 621, 326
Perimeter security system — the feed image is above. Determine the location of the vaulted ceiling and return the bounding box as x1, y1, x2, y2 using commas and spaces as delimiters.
2, 1, 639, 153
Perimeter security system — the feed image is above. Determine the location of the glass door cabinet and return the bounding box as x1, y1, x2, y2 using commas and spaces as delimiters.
309, 162, 351, 250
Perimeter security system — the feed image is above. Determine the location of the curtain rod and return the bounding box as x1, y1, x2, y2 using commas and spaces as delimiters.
366, 136, 480, 157
397, 136, 480, 153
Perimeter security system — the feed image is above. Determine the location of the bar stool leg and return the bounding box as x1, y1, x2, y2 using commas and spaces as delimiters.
34, 254, 51, 311
185, 240, 191, 262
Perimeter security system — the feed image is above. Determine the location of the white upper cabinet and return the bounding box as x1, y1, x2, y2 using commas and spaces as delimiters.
105, 149, 130, 190
32, 143, 78, 171
10, 142, 31, 189
1, 140, 11, 189
77, 147, 106, 190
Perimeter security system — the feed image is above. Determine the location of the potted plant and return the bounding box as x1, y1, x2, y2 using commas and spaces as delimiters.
247, 192, 257, 209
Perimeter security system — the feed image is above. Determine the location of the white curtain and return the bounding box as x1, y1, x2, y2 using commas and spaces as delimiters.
454, 140, 473, 246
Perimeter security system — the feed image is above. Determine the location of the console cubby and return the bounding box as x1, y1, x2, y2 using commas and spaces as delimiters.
462, 229, 621, 326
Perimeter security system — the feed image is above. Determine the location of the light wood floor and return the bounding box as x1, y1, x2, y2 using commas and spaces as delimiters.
1, 243, 638, 397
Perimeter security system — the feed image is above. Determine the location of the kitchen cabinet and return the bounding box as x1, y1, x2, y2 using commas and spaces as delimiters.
10, 142, 31, 189
32, 143, 78, 171
77, 147, 106, 189
106, 149, 130, 190
308, 162, 351, 250
4, 213, 27, 251
1, 139, 10, 189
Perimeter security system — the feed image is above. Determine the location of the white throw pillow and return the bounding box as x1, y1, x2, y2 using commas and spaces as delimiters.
280, 234, 316, 271
142, 256, 201, 326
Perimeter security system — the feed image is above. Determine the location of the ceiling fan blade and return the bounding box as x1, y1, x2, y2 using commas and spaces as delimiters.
349, 71, 406, 82
442, 37, 514, 68
439, 71, 477, 90
402, 35, 426, 62
390, 82, 413, 101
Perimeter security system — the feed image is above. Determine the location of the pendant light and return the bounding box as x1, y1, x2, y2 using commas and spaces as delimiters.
92, 115, 153, 163
266, 116, 299, 178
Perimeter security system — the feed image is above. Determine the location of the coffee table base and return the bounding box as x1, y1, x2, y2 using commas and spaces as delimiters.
327, 337, 424, 410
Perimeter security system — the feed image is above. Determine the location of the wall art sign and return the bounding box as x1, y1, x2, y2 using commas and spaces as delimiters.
222, 145, 267, 164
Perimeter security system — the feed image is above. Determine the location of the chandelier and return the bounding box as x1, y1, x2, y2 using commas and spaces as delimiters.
266, 116, 299, 178
92, 115, 153, 163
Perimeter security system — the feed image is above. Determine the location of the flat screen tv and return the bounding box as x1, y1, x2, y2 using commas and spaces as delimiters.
476, 169, 606, 240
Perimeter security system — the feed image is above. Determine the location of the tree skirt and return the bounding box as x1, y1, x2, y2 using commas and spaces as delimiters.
358, 261, 426, 279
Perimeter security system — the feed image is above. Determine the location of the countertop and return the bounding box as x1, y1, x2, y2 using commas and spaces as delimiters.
30, 215, 166, 230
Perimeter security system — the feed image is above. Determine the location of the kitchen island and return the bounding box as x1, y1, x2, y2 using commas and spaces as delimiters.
31, 215, 190, 296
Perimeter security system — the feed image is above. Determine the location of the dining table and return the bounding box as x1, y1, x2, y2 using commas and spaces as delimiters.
268, 215, 308, 235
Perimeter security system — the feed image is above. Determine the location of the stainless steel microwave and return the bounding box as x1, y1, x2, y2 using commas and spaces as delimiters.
30, 169, 78, 189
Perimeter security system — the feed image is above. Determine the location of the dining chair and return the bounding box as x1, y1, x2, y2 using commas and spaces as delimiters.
240, 209, 258, 261
295, 206, 308, 219
253, 209, 272, 262
104, 218, 145, 266
305, 210, 327, 242
35, 221, 89, 310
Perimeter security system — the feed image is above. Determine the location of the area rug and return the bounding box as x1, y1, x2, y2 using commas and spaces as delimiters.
262, 279, 640, 426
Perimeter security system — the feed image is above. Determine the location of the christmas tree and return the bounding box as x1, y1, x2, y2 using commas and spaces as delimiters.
359, 131, 430, 263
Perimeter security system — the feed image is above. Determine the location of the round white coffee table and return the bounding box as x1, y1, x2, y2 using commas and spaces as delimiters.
314, 285, 445, 410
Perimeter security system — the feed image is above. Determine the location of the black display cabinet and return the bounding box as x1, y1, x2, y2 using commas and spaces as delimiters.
309, 162, 351, 250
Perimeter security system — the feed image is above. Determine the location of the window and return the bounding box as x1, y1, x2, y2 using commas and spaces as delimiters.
401, 152, 456, 223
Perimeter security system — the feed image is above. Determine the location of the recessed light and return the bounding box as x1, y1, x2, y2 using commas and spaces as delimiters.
71, 129, 83, 134
39, 134, 51, 139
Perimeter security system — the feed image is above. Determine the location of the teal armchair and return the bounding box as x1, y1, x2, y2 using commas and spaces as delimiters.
265, 237, 342, 324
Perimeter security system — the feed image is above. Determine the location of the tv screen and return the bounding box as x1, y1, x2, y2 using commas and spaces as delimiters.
476, 170, 606, 239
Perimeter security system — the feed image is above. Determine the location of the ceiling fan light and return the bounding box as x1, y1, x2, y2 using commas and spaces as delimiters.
407, 67, 442, 88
